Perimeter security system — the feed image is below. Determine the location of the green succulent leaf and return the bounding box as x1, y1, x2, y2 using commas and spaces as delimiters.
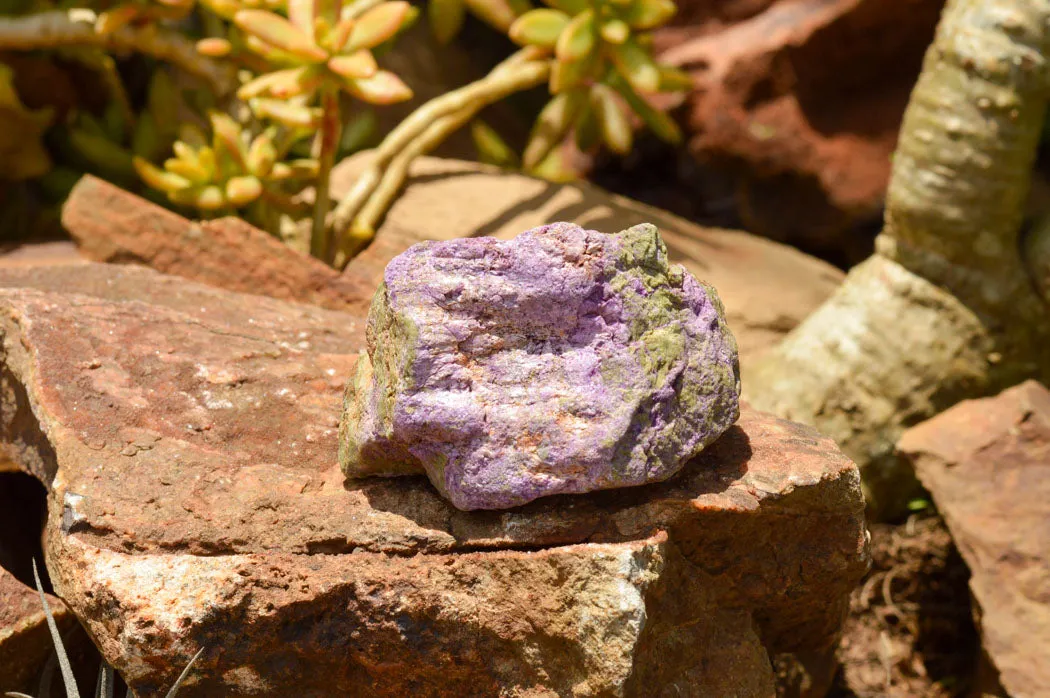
610, 38, 660, 93
226, 175, 264, 205
134, 156, 191, 192
623, 0, 675, 30
471, 120, 519, 168
463, 0, 522, 32
591, 83, 631, 154
509, 9, 570, 49
428, 0, 466, 44
608, 74, 681, 144
251, 98, 323, 128
555, 8, 595, 63
600, 18, 629, 44
540, 0, 588, 16
523, 89, 585, 169
574, 101, 599, 151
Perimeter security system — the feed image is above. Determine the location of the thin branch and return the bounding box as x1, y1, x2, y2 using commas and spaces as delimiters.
331, 57, 550, 262
0, 10, 236, 94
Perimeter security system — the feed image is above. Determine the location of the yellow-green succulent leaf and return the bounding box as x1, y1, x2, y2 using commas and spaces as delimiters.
608, 74, 680, 143
327, 50, 378, 79
509, 8, 569, 48
192, 184, 227, 210
428, 0, 466, 44
591, 83, 631, 154
523, 90, 584, 168
623, 0, 674, 30
250, 98, 323, 128
463, 0, 520, 32
226, 175, 264, 205
134, 156, 191, 193
208, 111, 249, 166
164, 156, 212, 184
247, 133, 278, 177
234, 10, 328, 62
600, 18, 629, 44
610, 39, 660, 93
344, 1, 412, 51
539, 0, 586, 16
550, 52, 595, 93
344, 69, 413, 104
287, 158, 321, 177
554, 8, 594, 62
471, 120, 519, 169
574, 100, 599, 151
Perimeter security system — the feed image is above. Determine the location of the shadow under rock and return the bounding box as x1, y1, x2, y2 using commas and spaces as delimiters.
346, 424, 752, 548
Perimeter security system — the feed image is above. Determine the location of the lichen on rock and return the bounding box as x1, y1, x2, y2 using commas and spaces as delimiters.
340, 222, 742, 510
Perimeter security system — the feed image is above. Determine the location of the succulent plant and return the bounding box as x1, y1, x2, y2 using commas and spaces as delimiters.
507, 0, 686, 169
232, 0, 416, 105
133, 111, 317, 213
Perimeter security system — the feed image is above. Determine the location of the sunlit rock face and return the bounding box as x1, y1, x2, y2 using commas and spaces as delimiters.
341, 222, 741, 510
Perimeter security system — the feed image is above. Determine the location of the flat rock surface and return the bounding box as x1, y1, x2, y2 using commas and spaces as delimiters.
0, 263, 867, 696
899, 380, 1050, 698
344, 223, 741, 509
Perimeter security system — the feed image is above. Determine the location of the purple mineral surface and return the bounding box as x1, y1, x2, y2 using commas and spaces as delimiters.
339, 222, 741, 510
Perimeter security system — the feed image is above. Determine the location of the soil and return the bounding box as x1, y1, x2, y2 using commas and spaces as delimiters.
829, 512, 981, 698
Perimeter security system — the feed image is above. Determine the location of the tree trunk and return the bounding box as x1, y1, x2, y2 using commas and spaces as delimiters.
746, 0, 1050, 517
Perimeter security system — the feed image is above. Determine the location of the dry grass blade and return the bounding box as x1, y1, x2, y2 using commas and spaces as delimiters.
163, 647, 206, 698
32, 559, 80, 698
96, 664, 114, 698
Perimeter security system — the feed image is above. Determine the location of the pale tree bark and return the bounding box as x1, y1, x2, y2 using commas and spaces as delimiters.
746, 0, 1050, 517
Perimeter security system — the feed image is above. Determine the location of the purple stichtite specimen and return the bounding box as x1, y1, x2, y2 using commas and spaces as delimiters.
339, 222, 741, 510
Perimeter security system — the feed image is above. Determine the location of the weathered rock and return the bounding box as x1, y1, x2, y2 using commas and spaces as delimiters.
898, 381, 1050, 698
0, 263, 867, 696
654, 0, 945, 261
343, 223, 741, 510
0, 566, 72, 694
62, 175, 374, 312
332, 155, 844, 372
63, 159, 843, 372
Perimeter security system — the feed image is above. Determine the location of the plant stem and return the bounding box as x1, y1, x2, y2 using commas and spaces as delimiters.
311, 89, 342, 263
331, 57, 551, 265
746, 0, 1050, 518
0, 10, 236, 94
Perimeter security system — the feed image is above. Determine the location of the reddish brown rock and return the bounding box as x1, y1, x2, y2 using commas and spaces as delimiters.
898, 381, 1050, 698
0, 263, 867, 696
0, 566, 75, 694
62, 175, 374, 313
656, 0, 945, 260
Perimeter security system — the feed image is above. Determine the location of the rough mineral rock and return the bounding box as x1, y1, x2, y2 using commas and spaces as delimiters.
341, 222, 741, 510
0, 263, 866, 697
898, 381, 1050, 698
